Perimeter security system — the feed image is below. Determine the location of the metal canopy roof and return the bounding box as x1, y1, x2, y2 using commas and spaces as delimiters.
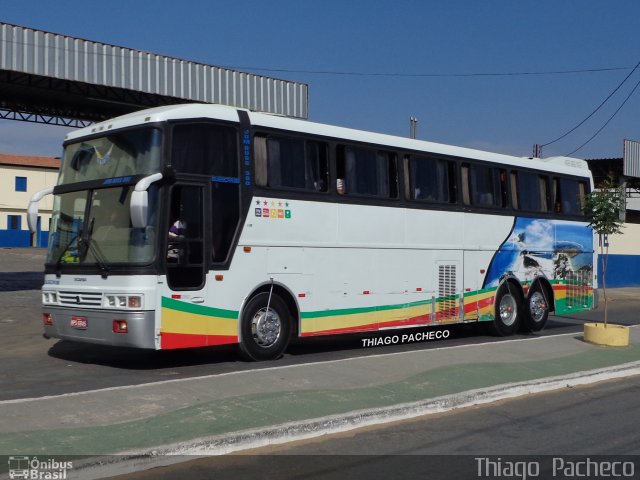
0, 22, 308, 127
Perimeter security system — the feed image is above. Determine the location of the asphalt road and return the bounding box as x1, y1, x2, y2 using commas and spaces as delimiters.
1, 247, 639, 401
110, 375, 640, 480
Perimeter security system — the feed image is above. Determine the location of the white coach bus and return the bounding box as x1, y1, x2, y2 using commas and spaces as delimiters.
29, 104, 596, 360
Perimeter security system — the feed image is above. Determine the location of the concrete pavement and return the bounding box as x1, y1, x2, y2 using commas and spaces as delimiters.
0, 319, 639, 478
1, 247, 639, 478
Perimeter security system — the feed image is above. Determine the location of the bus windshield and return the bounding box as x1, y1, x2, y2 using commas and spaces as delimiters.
46, 185, 158, 267
59, 128, 162, 184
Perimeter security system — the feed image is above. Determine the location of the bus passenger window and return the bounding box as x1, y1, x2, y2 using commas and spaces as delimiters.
255, 135, 328, 192
306, 141, 329, 192
513, 171, 543, 212
171, 123, 238, 177
461, 165, 471, 205
552, 177, 588, 216
552, 178, 561, 212
510, 172, 519, 210
578, 181, 587, 211
336, 145, 394, 198
407, 155, 452, 203
468, 164, 501, 208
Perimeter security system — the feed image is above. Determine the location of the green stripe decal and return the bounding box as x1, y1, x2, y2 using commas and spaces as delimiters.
463, 286, 496, 298
301, 287, 497, 321
161, 296, 238, 319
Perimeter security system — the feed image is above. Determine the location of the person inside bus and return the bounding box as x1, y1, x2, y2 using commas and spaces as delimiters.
167, 210, 187, 263
336, 178, 346, 195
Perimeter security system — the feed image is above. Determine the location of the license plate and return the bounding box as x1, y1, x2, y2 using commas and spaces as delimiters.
70, 316, 88, 329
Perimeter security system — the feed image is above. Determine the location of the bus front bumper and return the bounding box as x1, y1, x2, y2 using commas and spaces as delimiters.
42, 307, 157, 349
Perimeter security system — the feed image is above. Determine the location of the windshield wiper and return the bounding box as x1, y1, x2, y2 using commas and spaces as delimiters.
82, 238, 110, 279
54, 234, 79, 278
79, 218, 110, 279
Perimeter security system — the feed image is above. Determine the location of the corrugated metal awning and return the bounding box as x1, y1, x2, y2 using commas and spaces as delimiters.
0, 22, 308, 121
624, 139, 640, 178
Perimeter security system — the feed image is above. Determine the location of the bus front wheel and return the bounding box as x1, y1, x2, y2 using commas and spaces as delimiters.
491, 284, 522, 336
239, 292, 291, 361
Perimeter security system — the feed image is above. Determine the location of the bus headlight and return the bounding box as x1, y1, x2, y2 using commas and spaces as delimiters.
128, 296, 142, 309
43, 291, 58, 304
104, 294, 144, 310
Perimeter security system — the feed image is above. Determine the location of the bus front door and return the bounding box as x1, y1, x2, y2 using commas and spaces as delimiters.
161, 182, 212, 348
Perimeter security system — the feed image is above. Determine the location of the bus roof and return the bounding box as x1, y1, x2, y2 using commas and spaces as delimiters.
65, 103, 590, 177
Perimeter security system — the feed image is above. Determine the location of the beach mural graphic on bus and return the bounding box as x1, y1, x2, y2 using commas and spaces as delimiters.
482, 218, 594, 297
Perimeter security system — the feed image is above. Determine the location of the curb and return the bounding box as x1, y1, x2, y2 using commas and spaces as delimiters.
71, 360, 640, 480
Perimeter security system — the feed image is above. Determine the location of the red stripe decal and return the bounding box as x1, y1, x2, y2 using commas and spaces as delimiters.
160, 332, 237, 349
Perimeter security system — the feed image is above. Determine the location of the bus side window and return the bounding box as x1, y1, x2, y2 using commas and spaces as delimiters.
552, 178, 560, 212
254, 136, 268, 186
461, 164, 471, 205
553, 177, 587, 216
512, 171, 543, 212
539, 175, 549, 212
498, 169, 508, 208
306, 141, 329, 192
469, 164, 495, 207
578, 181, 587, 212
171, 123, 238, 177
406, 155, 452, 203
255, 134, 328, 192
336, 145, 394, 198
510, 172, 519, 210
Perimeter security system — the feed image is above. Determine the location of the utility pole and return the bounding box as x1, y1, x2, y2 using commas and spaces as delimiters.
532, 144, 542, 158
409, 116, 418, 139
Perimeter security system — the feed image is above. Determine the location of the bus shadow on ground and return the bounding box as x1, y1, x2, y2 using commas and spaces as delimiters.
0, 271, 43, 291
45, 320, 584, 371
46, 340, 240, 370
45, 325, 480, 370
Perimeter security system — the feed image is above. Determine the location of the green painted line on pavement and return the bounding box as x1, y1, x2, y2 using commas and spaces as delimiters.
1, 343, 638, 456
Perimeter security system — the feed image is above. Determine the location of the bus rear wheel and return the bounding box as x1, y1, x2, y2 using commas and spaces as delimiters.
491, 283, 522, 336
523, 284, 549, 332
239, 292, 291, 361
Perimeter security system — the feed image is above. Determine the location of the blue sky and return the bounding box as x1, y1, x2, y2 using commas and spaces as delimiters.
1, 0, 639, 159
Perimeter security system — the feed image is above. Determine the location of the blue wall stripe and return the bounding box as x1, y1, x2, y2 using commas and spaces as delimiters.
597, 254, 640, 287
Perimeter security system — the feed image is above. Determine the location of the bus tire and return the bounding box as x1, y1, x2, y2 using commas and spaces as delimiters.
491, 283, 522, 336
523, 283, 549, 332
238, 292, 291, 361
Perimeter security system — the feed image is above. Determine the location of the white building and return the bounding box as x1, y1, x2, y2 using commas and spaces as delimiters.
0, 153, 59, 247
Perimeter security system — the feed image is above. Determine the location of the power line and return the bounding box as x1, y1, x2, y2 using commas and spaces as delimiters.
227, 65, 631, 78
566, 74, 640, 157
4, 37, 635, 79
541, 59, 640, 148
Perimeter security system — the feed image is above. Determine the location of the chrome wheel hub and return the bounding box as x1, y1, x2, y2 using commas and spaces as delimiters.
529, 291, 547, 323
251, 307, 281, 348
499, 294, 517, 326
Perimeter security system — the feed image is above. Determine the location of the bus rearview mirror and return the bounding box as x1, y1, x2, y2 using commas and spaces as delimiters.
130, 173, 163, 228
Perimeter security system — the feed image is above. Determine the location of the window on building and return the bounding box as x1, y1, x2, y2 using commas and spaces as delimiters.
7, 215, 22, 230
15, 177, 27, 192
